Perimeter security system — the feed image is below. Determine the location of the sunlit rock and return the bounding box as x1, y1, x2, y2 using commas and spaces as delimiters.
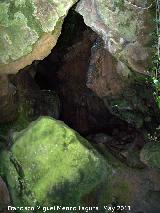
0, 0, 77, 74
76, 0, 155, 74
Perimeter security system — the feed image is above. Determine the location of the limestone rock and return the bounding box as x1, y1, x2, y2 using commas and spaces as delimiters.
0, 0, 77, 74
0, 117, 107, 211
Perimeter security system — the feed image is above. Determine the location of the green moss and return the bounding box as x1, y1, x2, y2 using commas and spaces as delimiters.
0, 117, 107, 212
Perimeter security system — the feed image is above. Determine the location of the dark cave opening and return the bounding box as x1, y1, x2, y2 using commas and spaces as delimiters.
33, 8, 136, 139
34, 7, 87, 91
23, 6, 150, 159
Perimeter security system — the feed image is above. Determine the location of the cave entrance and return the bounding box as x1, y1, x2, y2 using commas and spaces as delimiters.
21, 7, 137, 144
34, 8, 114, 136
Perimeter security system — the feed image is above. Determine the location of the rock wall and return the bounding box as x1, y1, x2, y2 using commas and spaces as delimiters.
76, 0, 159, 128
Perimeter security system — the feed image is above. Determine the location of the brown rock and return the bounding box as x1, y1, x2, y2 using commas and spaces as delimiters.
15, 68, 60, 121
57, 30, 113, 134
86, 39, 130, 97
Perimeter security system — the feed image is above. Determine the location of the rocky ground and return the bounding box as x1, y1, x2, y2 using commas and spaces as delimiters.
0, 1, 160, 213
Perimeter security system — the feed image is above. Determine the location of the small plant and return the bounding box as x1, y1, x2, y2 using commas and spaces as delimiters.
147, 127, 160, 143
151, 0, 160, 108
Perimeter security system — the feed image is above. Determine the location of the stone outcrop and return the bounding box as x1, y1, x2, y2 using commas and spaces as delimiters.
1, 117, 160, 213
0, 0, 77, 74
0, 2, 160, 213
76, 0, 159, 128
86, 39, 159, 128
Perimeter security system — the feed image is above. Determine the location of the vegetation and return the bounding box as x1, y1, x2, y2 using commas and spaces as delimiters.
152, 0, 160, 109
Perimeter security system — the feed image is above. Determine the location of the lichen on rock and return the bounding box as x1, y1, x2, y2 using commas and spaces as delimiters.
76, 0, 155, 74
0, 0, 77, 74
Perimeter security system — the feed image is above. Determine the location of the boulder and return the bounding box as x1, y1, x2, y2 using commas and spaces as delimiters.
75, 0, 159, 128
84, 37, 158, 128
76, 0, 154, 75
0, 117, 107, 212
0, 0, 78, 74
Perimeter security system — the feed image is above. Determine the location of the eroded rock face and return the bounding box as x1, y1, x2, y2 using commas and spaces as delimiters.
75, 1, 159, 128
0, 117, 107, 211
54, 30, 128, 134
76, 0, 154, 75
0, 0, 77, 74
86, 39, 158, 128
87, 39, 130, 98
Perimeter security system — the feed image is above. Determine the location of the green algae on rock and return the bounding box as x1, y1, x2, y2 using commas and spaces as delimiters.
0, 117, 107, 212
140, 142, 160, 169
0, 0, 77, 74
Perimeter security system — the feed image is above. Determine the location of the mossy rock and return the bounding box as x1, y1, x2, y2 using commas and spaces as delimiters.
140, 142, 160, 169
0, 0, 77, 74
0, 117, 107, 212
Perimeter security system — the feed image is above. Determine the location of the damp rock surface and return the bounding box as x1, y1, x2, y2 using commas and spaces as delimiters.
0, 0, 77, 74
